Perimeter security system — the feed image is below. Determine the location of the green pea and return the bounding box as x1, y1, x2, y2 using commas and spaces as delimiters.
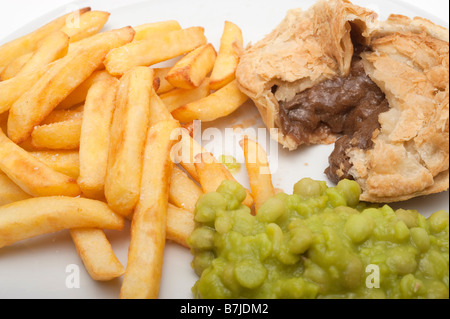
288, 227, 313, 255
395, 209, 419, 228
188, 226, 215, 250
194, 192, 227, 223
410, 227, 430, 252
344, 214, 374, 243
387, 248, 417, 275
218, 155, 241, 174
419, 250, 447, 279
231, 206, 254, 235
394, 221, 410, 243
336, 179, 361, 207
275, 278, 320, 299
293, 178, 326, 199
192, 251, 215, 277
429, 210, 449, 234
342, 254, 363, 289
334, 206, 359, 218
217, 180, 247, 209
222, 263, 241, 294
326, 187, 347, 208
215, 211, 233, 234
400, 274, 424, 298
257, 197, 286, 223
266, 223, 283, 254
234, 260, 267, 289
361, 208, 383, 221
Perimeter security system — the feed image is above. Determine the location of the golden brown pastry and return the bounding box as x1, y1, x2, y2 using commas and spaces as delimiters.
235, 0, 449, 203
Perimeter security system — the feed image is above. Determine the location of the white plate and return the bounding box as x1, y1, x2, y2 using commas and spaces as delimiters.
0, 0, 448, 299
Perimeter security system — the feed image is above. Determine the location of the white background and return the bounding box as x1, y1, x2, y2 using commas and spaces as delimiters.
0, 0, 449, 41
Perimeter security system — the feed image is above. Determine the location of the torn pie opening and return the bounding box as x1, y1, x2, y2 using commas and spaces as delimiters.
276, 43, 391, 184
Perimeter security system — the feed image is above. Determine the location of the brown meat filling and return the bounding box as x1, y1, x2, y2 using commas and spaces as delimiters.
278, 57, 390, 184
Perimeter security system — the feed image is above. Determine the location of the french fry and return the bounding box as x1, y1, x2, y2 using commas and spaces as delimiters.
120, 119, 179, 299
149, 92, 174, 126
166, 204, 195, 248
56, 70, 111, 110
7, 27, 135, 144
78, 75, 119, 199
133, 20, 182, 42
239, 137, 275, 210
0, 62, 54, 114
160, 78, 210, 112
172, 79, 248, 123
41, 105, 84, 125
104, 27, 207, 76
169, 166, 203, 213
30, 151, 80, 180
210, 21, 244, 90
31, 118, 82, 150
0, 7, 90, 73
154, 67, 175, 94
175, 128, 206, 182
0, 197, 124, 249
166, 44, 217, 89
0, 52, 32, 81
194, 152, 254, 208
16, 31, 69, 77
0, 128, 80, 197
70, 228, 125, 281
105, 67, 154, 217
0, 172, 32, 206
61, 11, 110, 43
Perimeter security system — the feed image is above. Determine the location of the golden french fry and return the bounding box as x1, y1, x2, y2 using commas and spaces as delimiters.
31, 118, 82, 150
120, 119, 179, 299
105, 67, 154, 217
0, 197, 124, 249
169, 166, 204, 213
133, 20, 182, 42
30, 150, 80, 179
56, 70, 111, 110
78, 75, 119, 199
160, 78, 210, 112
61, 11, 110, 43
149, 92, 174, 126
166, 204, 195, 248
16, 31, 69, 77
154, 67, 175, 94
166, 44, 217, 89
239, 137, 275, 210
7, 27, 135, 144
0, 7, 90, 73
0, 62, 54, 115
70, 228, 125, 281
194, 152, 254, 208
0, 172, 32, 206
0, 128, 80, 197
0, 52, 32, 81
104, 27, 207, 76
175, 128, 206, 182
172, 79, 248, 123
210, 21, 243, 90
42, 105, 84, 125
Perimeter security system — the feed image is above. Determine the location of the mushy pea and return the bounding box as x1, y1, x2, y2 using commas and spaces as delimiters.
188, 178, 449, 299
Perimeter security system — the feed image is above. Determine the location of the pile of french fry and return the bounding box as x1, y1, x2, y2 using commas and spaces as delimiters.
0, 8, 256, 299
